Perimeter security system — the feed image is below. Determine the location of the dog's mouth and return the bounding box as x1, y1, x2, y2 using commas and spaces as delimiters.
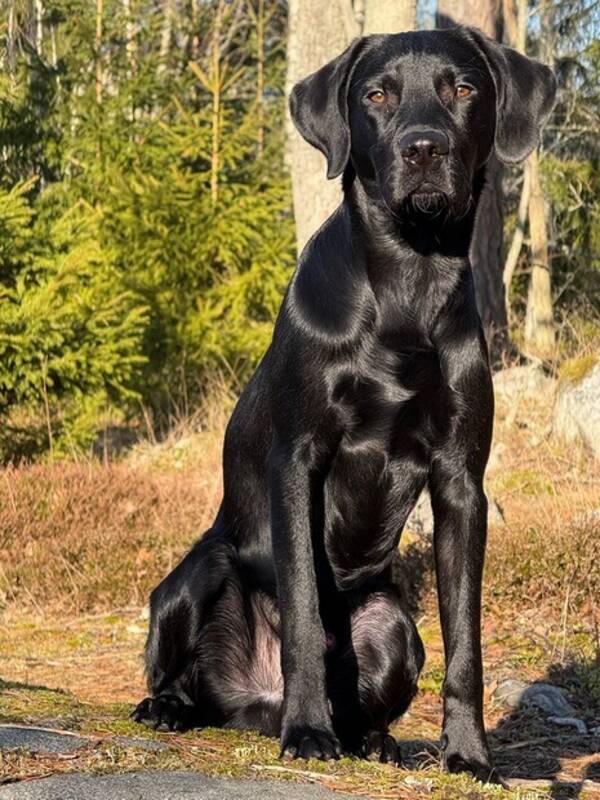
381, 171, 472, 223
405, 186, 449, 215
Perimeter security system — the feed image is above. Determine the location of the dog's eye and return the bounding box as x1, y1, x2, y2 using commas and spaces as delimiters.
367, 90, 386, 104
455, 85, 473, 99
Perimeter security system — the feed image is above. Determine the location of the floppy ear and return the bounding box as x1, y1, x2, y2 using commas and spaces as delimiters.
466, 28, 557, 164
289, 38, 366, 179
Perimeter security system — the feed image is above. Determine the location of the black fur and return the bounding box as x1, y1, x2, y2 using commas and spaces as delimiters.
133, 27, 555, 782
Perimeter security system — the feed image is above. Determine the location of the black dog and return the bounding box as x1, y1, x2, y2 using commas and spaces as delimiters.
133, 27, 555, 782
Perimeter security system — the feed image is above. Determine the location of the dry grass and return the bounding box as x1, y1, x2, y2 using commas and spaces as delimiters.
0, 361, 599, 797
0, 388, 233, 614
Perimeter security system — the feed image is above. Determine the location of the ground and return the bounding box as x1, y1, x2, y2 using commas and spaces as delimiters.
0, 372, 599, 799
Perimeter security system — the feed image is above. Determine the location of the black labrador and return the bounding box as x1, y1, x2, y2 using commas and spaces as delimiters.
132, 26, 555, 782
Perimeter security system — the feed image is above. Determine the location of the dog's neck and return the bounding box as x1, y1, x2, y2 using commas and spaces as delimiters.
343, 168, 485, 264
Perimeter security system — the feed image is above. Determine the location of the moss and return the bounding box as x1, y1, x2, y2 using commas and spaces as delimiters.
0, 679, 522, 798
419, 666, 445, 694
0, 680, 83, 725
558, 354, 598, 384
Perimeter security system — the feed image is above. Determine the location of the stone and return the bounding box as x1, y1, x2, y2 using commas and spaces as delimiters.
553, 361, 600, 459
404, 489, 504, 533
547, 716, 588, 735
488, 497, 505, 526
493, 678, 529, 708
493, 679, 575, 717
493, 365, 554, 405
0, 725, 88, 754
405, 489, 434, 537
0, 771, 365, 800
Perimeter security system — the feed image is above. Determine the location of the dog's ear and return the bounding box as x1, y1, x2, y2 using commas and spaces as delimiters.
467, 28, 557, 164
289, 38, 366, 179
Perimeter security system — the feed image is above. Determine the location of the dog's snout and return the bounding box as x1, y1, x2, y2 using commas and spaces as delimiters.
400, 130, 449, 167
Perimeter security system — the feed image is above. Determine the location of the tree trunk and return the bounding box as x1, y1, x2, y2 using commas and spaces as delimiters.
158, 0, 175, 75
524, 0, 555, 357
437, 0, 508, 361
362, 0, 416, 33
95, 0, 103, 107
6, 0, 17, 74
524, 150, 554, 356
256, 0, 265, 159
287, 0, 417, 253
285, 0, 350, 253
503, 161, 530, 316
189, 0, 200, 61
502, 0, 527, 318
34, 0, 43, 54
437, 0, 502, 32
210, 1, 223, 206
122, 0, 138, 76
50, 17, 62, 99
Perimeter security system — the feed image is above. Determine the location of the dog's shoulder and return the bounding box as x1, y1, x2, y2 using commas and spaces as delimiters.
282, 206, 375, 349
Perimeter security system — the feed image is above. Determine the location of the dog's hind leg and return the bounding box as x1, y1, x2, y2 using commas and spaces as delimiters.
196, 581, 283, 737
133, 533, 284, 736
132, 533, 238, 731
328, 589, 424, 764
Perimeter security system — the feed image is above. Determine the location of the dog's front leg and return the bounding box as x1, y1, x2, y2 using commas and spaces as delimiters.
269, 437, 341, 761
429, 322, 502, 784
430, 462, 498, 782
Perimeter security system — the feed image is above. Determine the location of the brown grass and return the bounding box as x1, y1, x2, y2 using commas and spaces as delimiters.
0, 429, 225, 614
0, 367, 599, 797
2, 360, 598, 628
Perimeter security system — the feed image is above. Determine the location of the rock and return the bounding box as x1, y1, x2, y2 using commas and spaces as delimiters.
493, 365, 554, 405
488, 497, 505, 526
520, 684, 576, 716
553, 361, 600, 459
493, 678, 529, 707
405, 490, 434, 537
0, 725, 88, 754
547, 716, 588, 735
493, 679, 575, 717
405, 490, 503, 533
486, 441, 507, 472
0, 771, 365, 800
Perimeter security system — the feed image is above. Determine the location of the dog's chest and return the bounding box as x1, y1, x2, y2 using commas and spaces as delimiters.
322, 316, 448, 589
329, 314, 446, 444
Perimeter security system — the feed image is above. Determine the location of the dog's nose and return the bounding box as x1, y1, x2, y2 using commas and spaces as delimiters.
400, 130, 449, 167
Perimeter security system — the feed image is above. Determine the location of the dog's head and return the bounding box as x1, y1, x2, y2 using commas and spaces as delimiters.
290, 28, 556, 220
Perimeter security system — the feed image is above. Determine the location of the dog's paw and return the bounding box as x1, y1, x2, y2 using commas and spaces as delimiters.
362, 730, 400, 765
443, 748, 505, 786
131, 695, 192, 732
281, 725, 342, 761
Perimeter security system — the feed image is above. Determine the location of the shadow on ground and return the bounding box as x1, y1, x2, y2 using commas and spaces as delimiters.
394, 539, 600, 799
488, 656, 600, 799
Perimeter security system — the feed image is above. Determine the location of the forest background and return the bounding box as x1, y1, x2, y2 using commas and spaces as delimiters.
0, 0, 598, 463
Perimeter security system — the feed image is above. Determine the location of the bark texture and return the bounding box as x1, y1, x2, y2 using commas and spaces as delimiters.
524, 150, 555, 356
286, 0, 417, 253
362, 0, 417, 34
285, 0, 350, 253
523, 0, 555, 357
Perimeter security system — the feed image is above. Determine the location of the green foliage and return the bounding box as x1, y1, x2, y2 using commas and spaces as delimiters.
0, 0, 294, 459
101, 97, 294, 404
506, 10, 600, 325
0, 184, 148, 460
